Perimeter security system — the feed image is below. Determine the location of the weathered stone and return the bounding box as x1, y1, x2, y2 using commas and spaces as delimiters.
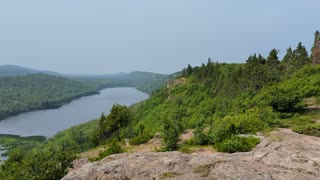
63, 129, 320, 180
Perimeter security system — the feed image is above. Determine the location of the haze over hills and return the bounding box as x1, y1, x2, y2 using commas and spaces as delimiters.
0, 65, 169, 78
0, 65, 61, 77
0, 65, 170, 95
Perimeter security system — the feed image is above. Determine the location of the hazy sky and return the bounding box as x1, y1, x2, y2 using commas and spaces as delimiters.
0, 1, 319, 74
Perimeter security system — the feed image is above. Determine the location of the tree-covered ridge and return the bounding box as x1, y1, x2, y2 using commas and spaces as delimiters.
0, 65, 169, 95
0, 73, 97, 120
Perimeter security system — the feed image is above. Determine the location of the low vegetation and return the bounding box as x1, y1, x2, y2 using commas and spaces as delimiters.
215, 136, 260, 153
293, 124, 320, 137
89, 139, 124, 162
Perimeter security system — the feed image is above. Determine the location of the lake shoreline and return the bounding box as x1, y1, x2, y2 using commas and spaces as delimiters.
0, 87, 149, 138
0, 87, 149, 162
0, 90, 100, 121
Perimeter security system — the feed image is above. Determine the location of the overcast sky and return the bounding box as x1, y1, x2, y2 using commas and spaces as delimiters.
0, 1, 319, 74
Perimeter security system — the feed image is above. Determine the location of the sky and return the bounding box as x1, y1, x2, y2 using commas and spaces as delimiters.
0, 0, 319, 74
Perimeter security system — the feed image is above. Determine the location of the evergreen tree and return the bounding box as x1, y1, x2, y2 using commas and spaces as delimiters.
266, 48, 280, 65
186, 64, 193, 75
91, 105, 132, 145
312, 30, 320, 64
292, 42, 310, 68
265, 49, 281, 84
243, 54, 267, 90
282, 47, 293, 65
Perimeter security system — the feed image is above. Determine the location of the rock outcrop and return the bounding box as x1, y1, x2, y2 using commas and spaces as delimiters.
63, 129, 320, 180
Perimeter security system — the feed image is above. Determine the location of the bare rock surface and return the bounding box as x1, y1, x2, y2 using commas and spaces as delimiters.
63, 129, 320, 180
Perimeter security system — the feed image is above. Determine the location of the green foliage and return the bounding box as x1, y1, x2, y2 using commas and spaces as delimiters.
91, 105, 133, 145
50, 119, 98, 152
0, 135, 45, 157
0, 138, 78, 180
255, 65, 320, 113
279, 115, 314, 128
0, 74, 96, 120
178, 145, 194, 154
312, 30, 320, 64
282, 42, 311, 77
293, 124, 320, 137
215, 136, 260, 153
89, 139, 124, 162
129, 132, 152, 146
208, 107, 276, 144
161, 118, 181, 151
193, 118, 209, 145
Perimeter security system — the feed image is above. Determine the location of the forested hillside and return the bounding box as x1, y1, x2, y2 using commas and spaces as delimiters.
0, 65, 61, 77
0, 65, 169, 95
0, 74, 96, 120
1, 31, 320, 179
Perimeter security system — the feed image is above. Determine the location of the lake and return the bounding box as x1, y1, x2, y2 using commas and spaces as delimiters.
0, 87, 149, 138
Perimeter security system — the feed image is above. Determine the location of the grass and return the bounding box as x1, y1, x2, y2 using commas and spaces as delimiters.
193, 164, 216, 177
278, 107, 320, 137
279, 114, 314, 128
293, 124, 320, 137
160, 172, 180, 179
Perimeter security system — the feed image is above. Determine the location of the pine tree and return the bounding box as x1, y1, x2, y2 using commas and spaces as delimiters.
282, 47, 293, 65
293, 42, 310, 68
312, 30, 320, 64
267, 49, 280, 65
266, 49, 280, 84
186, 64, 193, 75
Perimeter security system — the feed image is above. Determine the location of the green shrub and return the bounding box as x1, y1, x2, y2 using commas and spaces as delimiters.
129, 133, 152, 145
178, 145, 193, 154
162, 118, 182, 151
293, 124, 320, 137
192, 118, 209, 145
279, 115, 313, 128
215, 136, 260, 153
89, 140, 124, 162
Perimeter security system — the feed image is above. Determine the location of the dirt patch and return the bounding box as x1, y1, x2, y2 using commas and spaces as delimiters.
180, 129, 194, 141
127, 138, 162, 153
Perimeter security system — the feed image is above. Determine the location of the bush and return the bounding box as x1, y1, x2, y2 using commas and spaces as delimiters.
129, 133, 152, 145
162, 119, 181, 151
89, 140, 124, 162
208, 107, 274, 145
215, 136, 260, 153
178, 144, 194, 154
293, 124, 320, 137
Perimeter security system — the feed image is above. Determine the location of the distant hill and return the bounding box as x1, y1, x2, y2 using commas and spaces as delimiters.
0, 65, 61, 77
0, 73, 97, 120
0, 65, 171, 94
72, 71, 170, 95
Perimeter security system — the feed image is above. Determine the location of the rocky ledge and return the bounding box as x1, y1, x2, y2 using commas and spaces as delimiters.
63, 129, 320, 180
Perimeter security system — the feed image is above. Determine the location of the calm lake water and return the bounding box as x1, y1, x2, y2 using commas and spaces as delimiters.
0, 87, 149, 138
